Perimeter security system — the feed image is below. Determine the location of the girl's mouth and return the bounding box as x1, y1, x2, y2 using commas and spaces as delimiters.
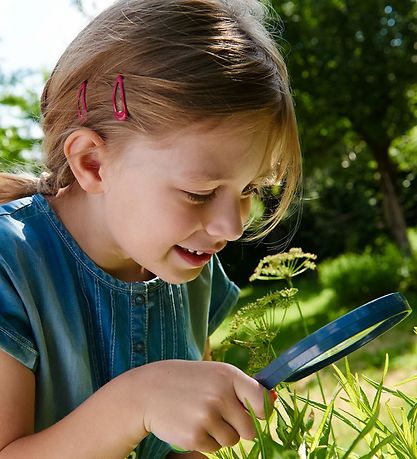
174, 245, 213, 267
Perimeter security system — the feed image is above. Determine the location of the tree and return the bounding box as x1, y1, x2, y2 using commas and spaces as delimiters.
270, 0, 417, 254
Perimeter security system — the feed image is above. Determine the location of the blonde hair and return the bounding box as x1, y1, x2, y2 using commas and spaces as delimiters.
0, 0, 301, 240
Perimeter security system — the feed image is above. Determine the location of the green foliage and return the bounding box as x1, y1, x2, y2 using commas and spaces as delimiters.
272, 0, 417, 146
0, 71, 43, 172
291, 150, 385, 259
395, 133, 417, 230
223, 249, 317, 374
209, 249, 417, 458
222, 289, 298, 375
267, 0, 417, 257
318, 244, 405, 304
391, 127, 417, 174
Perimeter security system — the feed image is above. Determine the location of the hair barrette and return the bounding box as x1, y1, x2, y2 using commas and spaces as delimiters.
112, 75, 128, 121
76, 80, 88, 121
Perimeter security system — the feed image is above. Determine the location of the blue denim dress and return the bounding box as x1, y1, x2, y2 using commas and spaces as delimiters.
0, 194, 240, 458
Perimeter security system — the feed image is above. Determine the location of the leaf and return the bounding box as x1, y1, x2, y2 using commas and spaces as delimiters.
316, 411, 333, 459
358, 433, 397, 459
362, 375, 417, 407
246, 442, 260, 459
394, 373, 417, 387
385, 404, 415, 457
309, 393, 336, 453
283, 396, 310, 449
295, 394, 360, 433
341, 405, 380, 458
245, 399, 268, 459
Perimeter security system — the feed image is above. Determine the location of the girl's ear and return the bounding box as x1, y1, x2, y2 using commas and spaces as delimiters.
64, 128, 106, 194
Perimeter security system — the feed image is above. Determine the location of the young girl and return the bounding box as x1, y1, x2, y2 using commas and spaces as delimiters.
0, 0, 301, 457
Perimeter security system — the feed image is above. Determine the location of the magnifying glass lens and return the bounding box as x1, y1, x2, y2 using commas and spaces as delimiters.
296, 321, 383, 372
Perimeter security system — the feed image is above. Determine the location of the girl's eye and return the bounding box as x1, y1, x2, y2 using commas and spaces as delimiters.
185, 185, 258, 203
185, 191, 216, 203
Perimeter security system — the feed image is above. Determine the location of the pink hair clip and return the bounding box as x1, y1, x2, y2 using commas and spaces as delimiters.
112, 75, 128, 121
76, 80, 88, 121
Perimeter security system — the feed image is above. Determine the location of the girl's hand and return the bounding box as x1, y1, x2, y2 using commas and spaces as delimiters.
134, 360, 274, 453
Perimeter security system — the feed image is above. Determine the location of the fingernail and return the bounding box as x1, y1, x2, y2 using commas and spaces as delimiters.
270, 390, 278, 401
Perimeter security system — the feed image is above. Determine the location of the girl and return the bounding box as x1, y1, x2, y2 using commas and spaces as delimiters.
0, 0, 301, 458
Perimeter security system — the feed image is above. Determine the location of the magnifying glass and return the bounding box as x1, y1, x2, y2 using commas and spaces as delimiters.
254, 292, 412, 390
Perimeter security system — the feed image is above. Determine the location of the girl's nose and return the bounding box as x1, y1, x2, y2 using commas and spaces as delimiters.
204, 197, 247, 242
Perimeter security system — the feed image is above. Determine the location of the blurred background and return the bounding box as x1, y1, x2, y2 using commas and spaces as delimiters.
1, 0, 417, 382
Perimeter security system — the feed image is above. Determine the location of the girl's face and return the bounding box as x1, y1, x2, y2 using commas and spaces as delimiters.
99, 118, 272, 284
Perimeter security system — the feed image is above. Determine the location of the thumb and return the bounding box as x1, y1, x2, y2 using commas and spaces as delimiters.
233, 371, 272, 420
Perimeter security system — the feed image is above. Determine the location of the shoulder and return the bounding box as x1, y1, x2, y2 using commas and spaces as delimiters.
0, 196, 35, 233
0, 195, 45, 238
0, 198, 46, 370
0, 195, 52, 268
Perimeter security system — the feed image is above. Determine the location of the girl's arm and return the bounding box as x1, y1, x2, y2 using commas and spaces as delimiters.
0, 349, 273, 458
0, 349, 146, 458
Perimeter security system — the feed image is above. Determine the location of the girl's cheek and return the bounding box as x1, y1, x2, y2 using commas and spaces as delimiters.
179, 212, 201, 229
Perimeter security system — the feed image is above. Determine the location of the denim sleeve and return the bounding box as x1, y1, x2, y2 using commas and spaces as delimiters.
0, 257, 38, 371
208, 255, 240, 336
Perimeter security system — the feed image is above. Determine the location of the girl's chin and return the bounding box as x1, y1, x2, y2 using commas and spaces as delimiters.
158, 269, 203, 285
130, 246, 210, 284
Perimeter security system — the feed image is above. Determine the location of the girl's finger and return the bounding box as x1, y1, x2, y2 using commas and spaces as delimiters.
232, 372, 273, 420
197, 434, 223, 454
221, 398, 257, 440
177, 431, 222, 454
207, 418, 241, 448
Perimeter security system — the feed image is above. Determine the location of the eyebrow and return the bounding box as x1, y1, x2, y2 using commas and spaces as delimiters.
182, 169, 274, 185
187, 163, 275, 180
182, 172, 224, 183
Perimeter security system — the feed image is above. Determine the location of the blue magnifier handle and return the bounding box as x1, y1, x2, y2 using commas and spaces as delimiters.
254, 292, 412, 390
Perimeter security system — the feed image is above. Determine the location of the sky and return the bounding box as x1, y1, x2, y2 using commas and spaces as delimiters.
0, 0, 114, 73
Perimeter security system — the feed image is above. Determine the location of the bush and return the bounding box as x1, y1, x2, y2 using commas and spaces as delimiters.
403, 228, 417, 292
318, 244, 404, 305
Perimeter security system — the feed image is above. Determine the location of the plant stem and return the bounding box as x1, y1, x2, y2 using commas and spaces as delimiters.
287, 279, 325, 398
287, 277, 339, 453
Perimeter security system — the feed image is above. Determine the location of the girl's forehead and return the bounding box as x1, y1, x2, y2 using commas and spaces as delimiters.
126, 116, 273, 152
111, 117, 276, 180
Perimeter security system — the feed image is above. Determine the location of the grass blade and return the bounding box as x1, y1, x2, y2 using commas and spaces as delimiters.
341, 405, 380, 458
358, 433, 397, 459
245, 399, 267, 459
309, 392, 337, 453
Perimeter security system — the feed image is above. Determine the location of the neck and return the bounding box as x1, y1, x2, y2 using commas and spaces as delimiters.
47, 185, 154, 282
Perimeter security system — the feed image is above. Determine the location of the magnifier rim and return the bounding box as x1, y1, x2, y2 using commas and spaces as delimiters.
254, 292, 411, 389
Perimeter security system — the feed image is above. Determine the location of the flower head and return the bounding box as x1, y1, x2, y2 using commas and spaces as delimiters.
250, 248, 317, 282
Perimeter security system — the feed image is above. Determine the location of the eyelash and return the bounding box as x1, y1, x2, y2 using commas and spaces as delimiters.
186, 192, 215, 203
185, 185, 259, 203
